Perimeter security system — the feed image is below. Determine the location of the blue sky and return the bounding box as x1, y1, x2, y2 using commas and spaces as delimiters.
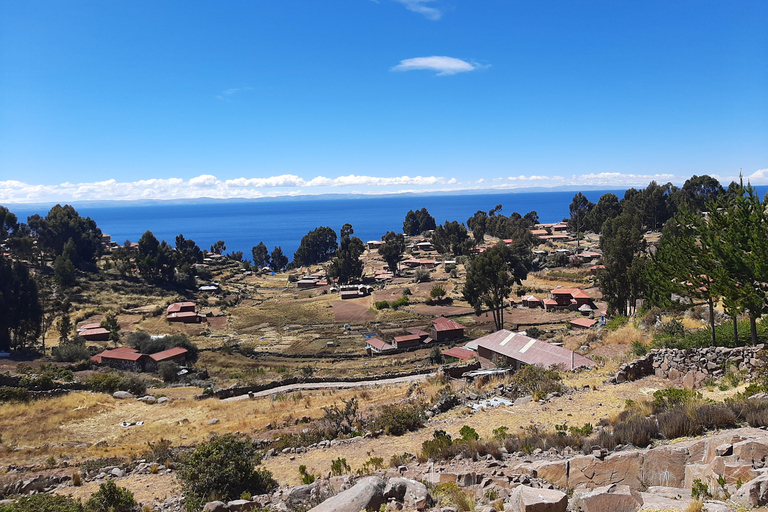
1, 0, 766, 203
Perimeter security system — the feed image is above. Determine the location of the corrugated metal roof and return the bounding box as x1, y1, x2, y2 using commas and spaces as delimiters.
167, 302, 196, 313
394, 334, 421, 343
150, 346, 189, 362
570, 318, 598, 328
442, 347, 476, 360
366, 337, 394, 351
475, 329, 594, 370
432, 317, 465, 331
81, 328, 111, 336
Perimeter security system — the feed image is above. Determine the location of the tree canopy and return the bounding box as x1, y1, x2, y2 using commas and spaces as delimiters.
327, 224, 365, 284
27, 204, 103, 269
378, 231, 406, 275
432, 221, 474, 256
403, 208, 436, 236
0, 256, 42, 352
293, 226, 337, 267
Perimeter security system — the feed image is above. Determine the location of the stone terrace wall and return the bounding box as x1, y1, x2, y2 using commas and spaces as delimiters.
612, 344, 765, 384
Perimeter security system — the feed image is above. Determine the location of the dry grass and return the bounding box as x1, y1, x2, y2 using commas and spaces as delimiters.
230, 299, 334, 330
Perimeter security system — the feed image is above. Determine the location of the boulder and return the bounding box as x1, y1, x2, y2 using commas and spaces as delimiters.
569, 452, 643, 489
643, 446, 687, 487
307, 476, 386, 512
507, 485, 567, 512
732, 439, 768, 463
731, 474, 768, 508
532, 460, 568, 488
137, 395, 157, 404
112, 391, 134, 399
226, 500, 257, 512
202, 501, 228, 512
110, 468, 124, 478
572, 484, 643, 512
288, 482, 319, 505
383, 477, 431, 510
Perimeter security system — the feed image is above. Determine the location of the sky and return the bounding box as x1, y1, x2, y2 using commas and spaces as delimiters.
1, 0, 766, 203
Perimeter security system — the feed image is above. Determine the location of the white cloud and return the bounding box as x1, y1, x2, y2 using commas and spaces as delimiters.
2, 169, 767, 204
216, 87, 253, 101
392, 56, 484, 76
393, 0, 442, 20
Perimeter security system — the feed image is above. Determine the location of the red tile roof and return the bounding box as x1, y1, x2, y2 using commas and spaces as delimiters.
80, 328, 111, 337
394, 334, 422, 344
475, 330, 594, 370
407, 328, 429, 338
432, 317, 465, 331
78, 322, 102, 331
93, 347, 145, 362
149, 346, 189, 362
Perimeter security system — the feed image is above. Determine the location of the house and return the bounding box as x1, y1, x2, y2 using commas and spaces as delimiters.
544, 288, 595, 312
367, 240, 384, 250
393, 334, 422, 349
297, 278, 320, 288
341, 290, 362, 300
520, 295, 542, 308
407, 328, 430, 341
77, 322, 102, 333
530, 229, 549, 239
442, 347, 477, 362
415, 241, 435, 252
145, 346, 189, 371
475, 330, 595, 371
167, 302, 196, 314
577, 251, 602, 261
80, 327, 111, 342
167, 311, 207, 323
431, 317, 465, 342
365, 337, 394, 354
91, 347, 151, 371
570, 318, 598, 329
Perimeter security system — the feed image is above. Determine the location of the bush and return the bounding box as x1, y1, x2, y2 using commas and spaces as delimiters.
694, 404, 737, 430
652, 388, 701, 412
390, 296, 409, 310
53, 337, 91, 362
371, 402, 426, 436
525, 327, 543, 339
421, 430, 455, 460
657, 408, 703, 439
612, 412, 659, 447
0, 386, 31, 403
459, 425, 479, 441
117, 374, 147, 396
142, 438, 175, 463
389, 453, 413, 468
1, 494, 84, 512
414, 269, 431, 283
632, 340, 648, 356
510, 365, 563, 396
85, 480, 137, 512
179, 434, 276, 509
157, 361, 180, 383
19, 374, 55, 390
374, 301, 390, 310
330, 458, 350, 476
87, 373, 121, 394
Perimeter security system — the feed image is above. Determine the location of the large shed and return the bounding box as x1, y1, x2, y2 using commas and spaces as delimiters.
431, 317, 465, 342
475, 330, 594, 371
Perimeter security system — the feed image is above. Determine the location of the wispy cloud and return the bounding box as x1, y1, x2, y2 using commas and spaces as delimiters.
3, 170, 765, 204
392, 56, 486, 76
216, 87, 253, 101
393, 0, 443, 20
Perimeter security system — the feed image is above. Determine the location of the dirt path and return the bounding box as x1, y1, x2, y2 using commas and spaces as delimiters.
223, 373, 435, 401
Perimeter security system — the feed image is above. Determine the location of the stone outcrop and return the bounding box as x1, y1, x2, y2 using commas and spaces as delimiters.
507, 485, 567, 512
306, 476, 387, 512
732, 473, 768, 508
572, 484, 643, 512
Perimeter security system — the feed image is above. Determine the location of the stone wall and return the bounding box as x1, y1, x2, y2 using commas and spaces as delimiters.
612, 344, 765, 384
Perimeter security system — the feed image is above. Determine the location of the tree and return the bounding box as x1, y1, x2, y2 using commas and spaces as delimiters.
53, 240, 77, 288
210, 240, 226, 255
463, 243, 530, 331
27, 204, 103, 269
178, 433, 276, 508
568, 192, 594, 249
57, 300, 73, 342
432, 221, 474, 256
251, 242, 270, 269
587, 193, 621, 233
293, 226, 337, 267
100, 312, 121, 347
175, 234, 203, 265
85, 480, 137, 512
403, 208, 436, 236
599, 213, 647, 316
674, 175, 723, 213
378, 231, 405, 275
0, 256, 42, 352
430, 284, 446, 301
0, 206, 19, 242
327, 225, 365, 284
270, 246, 288, 271
136, 231, 178, 284
467, 210, 488, 244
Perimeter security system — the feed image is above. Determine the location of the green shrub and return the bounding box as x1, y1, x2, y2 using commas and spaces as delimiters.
652, 388, 701, 412
1, 494, 84, 512
374, 301, 390, 310
85, 480, 137, 512
0, 386, 31, 403
87, 373, 121, 394
117, 374, 147, 396
605, 315, 629, 330
157, 361, 180, 383
459, 426, 479, 441
298, 465, 315, 485
142, 438, 175, 463
390, 296, 409, 309
330, 458, 351, 476
370, 402, 426, 436
179, 434, 276, 509
631, 340, 648, 356
510, 365, 563, 396
421, 430, 455, 460
53, 337, 91, 362
389, 453, 413, 468
19, 374, 55, 390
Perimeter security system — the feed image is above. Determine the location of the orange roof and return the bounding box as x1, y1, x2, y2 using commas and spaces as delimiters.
570, 318, 598, 329
366, 337, 394, 351
167, 302, 195, 313
442, 347, 476, 360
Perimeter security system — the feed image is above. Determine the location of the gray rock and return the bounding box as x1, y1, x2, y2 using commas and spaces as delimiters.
157, 396, 169, 404
110, 468, 124, 478
383, 478, 431, 511
226, 499, 257, 511
208, 418, 220, 425
202, 501, 228, 512
112, 391, 134, 399
137, 395, 157, 404
514, 395, 533, 407
307, 476, 386, 512
288, 482, 318, 504
507, 484, 567, 512
702, 501, 736, 512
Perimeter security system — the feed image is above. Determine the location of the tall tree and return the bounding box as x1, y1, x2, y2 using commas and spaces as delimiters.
587, 193, 621, 233
210, 240, 226, 255
568, 193, 594, 249
27, 204, 103, 269
432, 221, 474, 256
293, 226, 337, 267
0, 256, 42, 352
599, 213, 647, 316
176, 234, 204, 265
466, 210, 488, 244
270, 246, 288, 271
251, 242, 270, 269
463, 243, 530, 331
327, 225, 365, 284
100, 312, 121, 347
403, 208, 436, 236
378, 231, 405, 275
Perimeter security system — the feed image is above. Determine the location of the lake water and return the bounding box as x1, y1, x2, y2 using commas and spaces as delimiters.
10, 187, 764, 260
